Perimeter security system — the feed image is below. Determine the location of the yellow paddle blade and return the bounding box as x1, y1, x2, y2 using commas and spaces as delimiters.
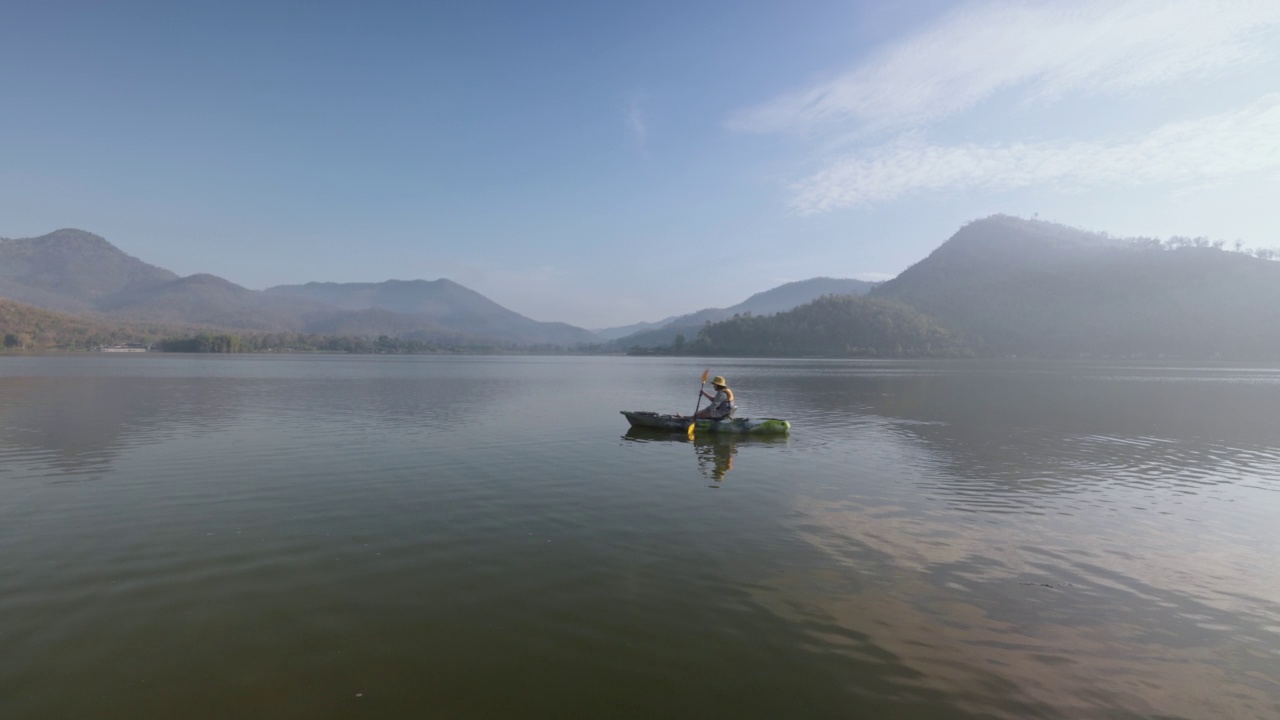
701, 368, 709, 383
687, 422, 695, 439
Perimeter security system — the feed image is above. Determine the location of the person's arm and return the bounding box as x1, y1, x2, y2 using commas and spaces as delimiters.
701, 389, 715, 400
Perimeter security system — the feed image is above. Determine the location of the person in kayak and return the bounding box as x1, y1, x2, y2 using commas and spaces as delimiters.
696, 376, 737, 419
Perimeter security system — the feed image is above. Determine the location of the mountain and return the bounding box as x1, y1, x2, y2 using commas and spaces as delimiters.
264, 280, 599, 346
0, 229, 599, 347
0, 229, 178, 307
872, 215, 1280, 358
607, 277, 879, 348
97, 273, 340, 331
13, 220, 1278, 357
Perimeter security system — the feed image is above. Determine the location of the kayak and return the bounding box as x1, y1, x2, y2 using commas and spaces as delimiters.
623, 427, 790, 445
621, 411, 790, 434
621, 411, 791, 435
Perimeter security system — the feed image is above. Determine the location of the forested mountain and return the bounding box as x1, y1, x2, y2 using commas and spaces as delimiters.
264, 280, 598, 345
0, 229, 600, 347
607, 277, 878, 348
0, 298, 155, 350
0, 229, 178, 312
872, 215, 1280, 358
659, 295, 971, 357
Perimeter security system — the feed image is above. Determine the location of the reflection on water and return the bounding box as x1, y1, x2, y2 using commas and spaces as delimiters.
0, 376, 242, 479
623, 427, 788, 483
752, 360, 1280, 718
696, 437, 736, 482
1, 356, 1278, 719
0, 357, 514, 484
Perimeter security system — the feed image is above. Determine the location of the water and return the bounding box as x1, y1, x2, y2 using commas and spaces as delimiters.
2, 355, 1279, 719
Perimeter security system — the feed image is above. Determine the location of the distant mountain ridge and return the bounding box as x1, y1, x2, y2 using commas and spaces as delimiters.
97, 273, 340, 332
0, 229, 598, 346
264, 280, 597, 345
605, 277, 879, 348
8, 220, 1279, 358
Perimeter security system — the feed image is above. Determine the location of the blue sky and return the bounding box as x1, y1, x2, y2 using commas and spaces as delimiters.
3, 0, 1278, 328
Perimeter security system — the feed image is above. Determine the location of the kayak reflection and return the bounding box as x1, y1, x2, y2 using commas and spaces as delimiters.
622, 427, 788, 483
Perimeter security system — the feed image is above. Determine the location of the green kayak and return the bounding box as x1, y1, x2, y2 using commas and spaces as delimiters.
620, 411, 791, 435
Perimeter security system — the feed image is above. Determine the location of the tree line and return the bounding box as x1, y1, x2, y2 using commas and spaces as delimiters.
1125, 235, 1280, 260
155, 332, 508, 354
632, 295, 975, 358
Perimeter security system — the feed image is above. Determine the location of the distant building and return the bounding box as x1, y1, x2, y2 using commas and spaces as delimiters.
97, 343, 150, 352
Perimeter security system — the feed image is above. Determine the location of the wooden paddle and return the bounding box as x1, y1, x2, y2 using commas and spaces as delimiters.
689, 368, 709, 438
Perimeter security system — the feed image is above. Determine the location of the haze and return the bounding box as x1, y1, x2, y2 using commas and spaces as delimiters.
2, 0, 1278, 328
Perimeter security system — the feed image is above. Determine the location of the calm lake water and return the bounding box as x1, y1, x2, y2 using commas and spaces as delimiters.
2, 355, 1279, 719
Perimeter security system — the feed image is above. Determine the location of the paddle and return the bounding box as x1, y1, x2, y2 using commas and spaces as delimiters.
689, 368, 710, 438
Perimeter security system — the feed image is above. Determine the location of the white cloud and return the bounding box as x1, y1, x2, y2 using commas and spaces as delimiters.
728, 0, 1280, 136
791, 95, 1280, 212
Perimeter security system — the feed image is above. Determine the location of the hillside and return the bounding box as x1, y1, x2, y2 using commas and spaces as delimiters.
872, 215, 1280, 358
646, 294, 971, 357
0, 298, 153, 350
608, 277, 878, 348
302, 307, 485, 346
265, 280, 599, 346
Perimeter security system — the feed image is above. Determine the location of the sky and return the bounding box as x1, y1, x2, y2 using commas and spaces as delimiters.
2, 0, 1278, 328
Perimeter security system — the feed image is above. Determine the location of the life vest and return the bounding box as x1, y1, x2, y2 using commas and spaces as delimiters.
712, 387, 736, 416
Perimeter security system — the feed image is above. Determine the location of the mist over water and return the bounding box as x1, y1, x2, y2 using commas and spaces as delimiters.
2, 355, 1278, 718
